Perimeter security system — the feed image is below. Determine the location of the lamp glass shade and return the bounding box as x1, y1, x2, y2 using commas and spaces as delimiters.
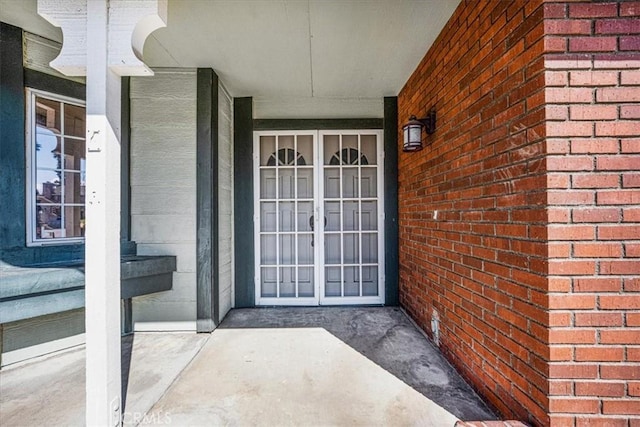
403, 121, 423, 151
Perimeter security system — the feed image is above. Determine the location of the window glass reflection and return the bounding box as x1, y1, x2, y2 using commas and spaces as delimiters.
36, 205, 62, 239
64, 138, 85, 170
35, 97, 61, 133
36, 170, 61, 204
64, 172, 85, 204
64, 206, 85, 238
35, 131, 61, 170
64, 103, 85, 137
31, 91, 86, 243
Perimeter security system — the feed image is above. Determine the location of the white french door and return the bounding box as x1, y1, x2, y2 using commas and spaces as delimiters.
254, 130, 384, 306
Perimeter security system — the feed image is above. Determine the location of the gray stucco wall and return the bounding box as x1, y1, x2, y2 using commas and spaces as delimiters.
130, 69, 198, 330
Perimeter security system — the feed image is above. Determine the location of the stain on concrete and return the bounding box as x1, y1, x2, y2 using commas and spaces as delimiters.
220, 307, 496, 421
144, 327, 462, 426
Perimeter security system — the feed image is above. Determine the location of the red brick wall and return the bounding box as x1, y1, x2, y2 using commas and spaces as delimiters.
398, 0, 549, 424
398, 0, 640, 426
543, 1, 640, 426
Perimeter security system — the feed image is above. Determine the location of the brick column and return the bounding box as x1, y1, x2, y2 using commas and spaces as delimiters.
544, 1, 640, 425
398, 1, 550, 424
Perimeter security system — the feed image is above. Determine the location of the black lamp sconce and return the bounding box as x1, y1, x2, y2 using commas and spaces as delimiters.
402, 109, 436, 152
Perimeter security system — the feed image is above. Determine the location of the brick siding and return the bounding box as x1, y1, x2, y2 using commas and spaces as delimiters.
544, 1, 640, 426
398, 0, 549, 423
397, 0, 639, 426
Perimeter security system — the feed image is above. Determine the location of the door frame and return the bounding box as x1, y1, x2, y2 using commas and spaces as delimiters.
253, 129, 385, 306
233, 101, 400, 309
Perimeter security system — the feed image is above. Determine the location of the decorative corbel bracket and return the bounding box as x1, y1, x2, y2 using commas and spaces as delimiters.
37, 0, 167, 77
108, 0, 168, 76
38, 0, 87, 76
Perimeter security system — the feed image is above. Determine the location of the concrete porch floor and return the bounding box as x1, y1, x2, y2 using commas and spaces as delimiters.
0, 307, 496, 426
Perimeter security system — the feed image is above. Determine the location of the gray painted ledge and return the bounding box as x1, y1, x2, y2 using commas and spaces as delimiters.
0, 256, 176, 324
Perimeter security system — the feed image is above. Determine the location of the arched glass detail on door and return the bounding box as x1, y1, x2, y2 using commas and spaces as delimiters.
329, 147, 369, 166
266, 147, 307, 166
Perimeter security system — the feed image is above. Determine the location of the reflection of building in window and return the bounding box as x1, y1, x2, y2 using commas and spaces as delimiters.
28, 89, 86, 243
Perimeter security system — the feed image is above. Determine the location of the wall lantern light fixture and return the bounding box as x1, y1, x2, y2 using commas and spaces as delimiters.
402, 109, 436, 152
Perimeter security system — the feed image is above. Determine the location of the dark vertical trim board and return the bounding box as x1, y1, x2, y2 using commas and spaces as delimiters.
196, 68, 219, 332
120, 76, 131, 241
233, 97, 254, 307
384, 97, 399, 306
0, 23, 26, 251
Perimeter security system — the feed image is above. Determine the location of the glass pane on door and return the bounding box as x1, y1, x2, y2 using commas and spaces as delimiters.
257, 133, 316, 301
321, 132, 381, 300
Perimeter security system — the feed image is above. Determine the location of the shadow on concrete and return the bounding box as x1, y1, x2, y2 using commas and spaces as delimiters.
219, 306, 497, 421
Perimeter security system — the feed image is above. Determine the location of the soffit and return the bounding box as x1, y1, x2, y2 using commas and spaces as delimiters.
1, 0, 459, 118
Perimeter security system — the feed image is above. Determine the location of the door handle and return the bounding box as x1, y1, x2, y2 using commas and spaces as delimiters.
309, 215, 327, 247
309, 215, 327, 231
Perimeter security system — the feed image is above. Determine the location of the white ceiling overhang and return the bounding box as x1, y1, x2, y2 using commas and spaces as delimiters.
1, 0, 460, 118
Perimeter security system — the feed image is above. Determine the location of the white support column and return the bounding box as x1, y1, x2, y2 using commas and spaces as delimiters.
38, 1, 167, 425
85, 0, 122, 424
